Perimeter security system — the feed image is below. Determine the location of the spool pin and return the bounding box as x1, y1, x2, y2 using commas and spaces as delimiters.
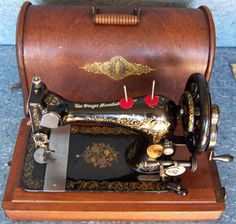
120, 85, 134, 109
144, 80, 159, 107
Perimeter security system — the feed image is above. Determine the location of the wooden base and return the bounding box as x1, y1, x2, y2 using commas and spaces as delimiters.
2, 118, 225, 221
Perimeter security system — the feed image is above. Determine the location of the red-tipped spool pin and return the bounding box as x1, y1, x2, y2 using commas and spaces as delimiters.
120, 85, 134, 109
144, 80, 159, 107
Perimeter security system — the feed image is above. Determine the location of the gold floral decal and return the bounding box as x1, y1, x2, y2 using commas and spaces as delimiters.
83, 143, 119, 168
80, 56, 155, 80
44, 93, 61, 106
68, 115, 171, 144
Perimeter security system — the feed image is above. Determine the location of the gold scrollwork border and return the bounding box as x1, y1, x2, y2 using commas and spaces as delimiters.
66, 180, 166, 192
76, 180, 166, 192
22, 141, 44, 190
70, 125, 136, 135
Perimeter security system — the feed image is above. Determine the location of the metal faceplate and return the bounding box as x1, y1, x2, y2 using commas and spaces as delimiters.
43, 125, 71, 191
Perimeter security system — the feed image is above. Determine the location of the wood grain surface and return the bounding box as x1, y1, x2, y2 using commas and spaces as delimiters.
16, 2, 215, 113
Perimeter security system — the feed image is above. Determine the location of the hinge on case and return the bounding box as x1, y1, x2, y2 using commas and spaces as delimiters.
11, 82, 22, 91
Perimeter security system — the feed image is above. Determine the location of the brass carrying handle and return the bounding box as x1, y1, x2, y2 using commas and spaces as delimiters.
92, 6, 141, 25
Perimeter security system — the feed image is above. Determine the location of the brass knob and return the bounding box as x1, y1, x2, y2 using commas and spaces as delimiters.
147, 144, 164, 159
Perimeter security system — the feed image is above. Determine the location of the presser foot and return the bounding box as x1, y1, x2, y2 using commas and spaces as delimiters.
32, 132, 54, 164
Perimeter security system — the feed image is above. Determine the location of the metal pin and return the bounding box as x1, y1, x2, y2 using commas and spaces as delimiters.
120, 85, 134, 109
123, 85, 128, 102
151, 80, 156, 100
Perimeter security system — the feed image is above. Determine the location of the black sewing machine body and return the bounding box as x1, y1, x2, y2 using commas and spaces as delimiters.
24, 74, 233, 195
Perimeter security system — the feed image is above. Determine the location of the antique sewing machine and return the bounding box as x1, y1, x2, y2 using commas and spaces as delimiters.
2, 2, 234, 221
25, 74, 233, 196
